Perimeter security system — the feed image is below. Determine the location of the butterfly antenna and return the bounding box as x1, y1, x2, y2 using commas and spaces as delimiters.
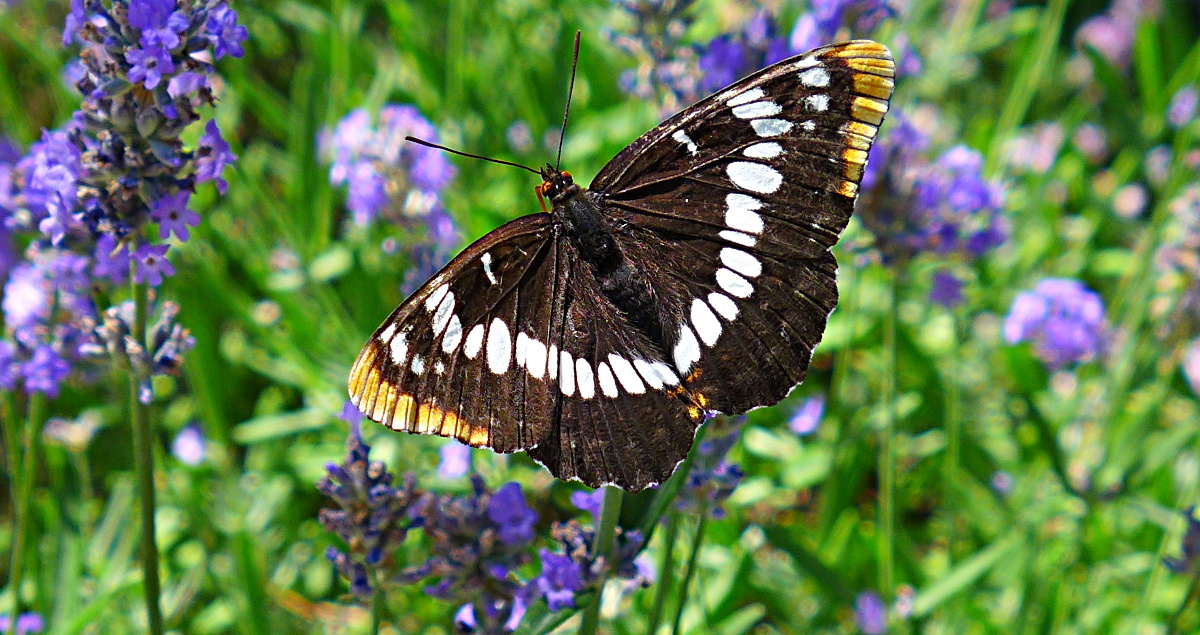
405, 136, 540, 175
555, 30, 582, 172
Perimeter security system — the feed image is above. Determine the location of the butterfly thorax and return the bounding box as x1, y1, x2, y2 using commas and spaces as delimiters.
541, 167, 667, 348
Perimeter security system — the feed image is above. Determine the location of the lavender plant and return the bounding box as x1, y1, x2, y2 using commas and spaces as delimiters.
1, 0, 245, 630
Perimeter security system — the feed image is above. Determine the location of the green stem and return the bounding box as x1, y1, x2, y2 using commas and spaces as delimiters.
646, 511, 681, 635
8, 393, 45, 617
670, 501, 709, 635
579, 486, 625, 635
130, 273, 164, 635
878, 272, 897, 595
369, 584, 383, 635
1168, 564, 1200, 635
944, 310, 963, 526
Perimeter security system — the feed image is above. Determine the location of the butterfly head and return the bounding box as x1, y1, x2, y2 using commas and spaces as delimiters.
537, 164, 578, 208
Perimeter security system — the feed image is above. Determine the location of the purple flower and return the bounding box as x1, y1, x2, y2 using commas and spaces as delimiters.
487, 482, 536, 545
911, 145, 1006, 256
0, 341, 19, 391
1076, 14, 1134, 67
92, 235, 131, 284
788, 395, 825, 435
63, 0, 86, 47
0, 612, 45, 634
167, 72, 208, 98
991, 471, 1014, 495
346, 161, 388, 225
1165, 507, 1200, 573
1112, 184, 1148, 219
23, 346, 71, 397
854, 591, 887, 634
207, 4, 248, 59
125, 42, 176, 89
569, 489, 605, 520
1168, 85, 1198, 129
19, 130, 81, 218
437, 442, 471, 479
197, 120, 237, 195
535, 550, 583, 611
171, 424, 205, 465
338, 400, 365, 436
133, 243, 176, 286
698, 36, 749, 95
930, 270, 965, 308
1003, 278, 1108, 370
150, 191, 201, 241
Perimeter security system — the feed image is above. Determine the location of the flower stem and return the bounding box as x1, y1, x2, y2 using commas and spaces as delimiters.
1167, 564, 1200, 635
578, 485, 624, 635
7, 392, 44, 617
878, 270, 898, 595
670, 500, 709, 635
130, 273, 165, 635
646, 510, 681, 634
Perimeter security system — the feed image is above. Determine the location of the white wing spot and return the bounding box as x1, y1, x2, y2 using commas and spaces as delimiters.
726, 87, 765, 106
802, 120, 817, 131
744, 142, 783, 159
575, 358, 595, 399
672, 130, 698, 155
651, 361, 680, 386
716, 268, 754, 298
597, 362, 619, 397
795, 56, 819, 70
424, 284, 449, 311
442, 314, 463, 353
515, 332, 530, 368
411, 355, 425, 375
719, 230, 756, 247
548, 345, 559, 381
608, 355, 646, 395
673, 324, 701, 374
721, 247, 763, 278
799, 67, 830, 88
727, 161, 783, 194
481, 252, 498, 285
732, 101, 783, 119
388, 331, 408, 366
463, 324, 485, 359
434, 360, 445, 374
751, 118, 793, 137
559, 350, 575, 396
378, 324, 396, 343
726, 193, 764, 234
708, 292, 739, 321
805, 94, 829, 112
432, 292, 455, 336
691, 298, 722, 346
486, 318, 512, 375
525, 338, 547, 379
632, 359, 664, 390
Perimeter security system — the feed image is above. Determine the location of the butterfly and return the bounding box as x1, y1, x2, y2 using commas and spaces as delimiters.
348, 40, 894, 491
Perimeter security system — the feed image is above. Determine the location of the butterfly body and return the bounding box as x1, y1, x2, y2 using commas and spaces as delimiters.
349, 41, 896, 490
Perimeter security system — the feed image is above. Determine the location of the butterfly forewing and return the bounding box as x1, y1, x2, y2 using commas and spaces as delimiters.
349, 40, 894, 491
592, 40, 894, 413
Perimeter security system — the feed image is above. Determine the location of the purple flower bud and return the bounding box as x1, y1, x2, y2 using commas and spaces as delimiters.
207, 4, 249, 59
171, 424, 205, 465
788, 395, 825, 435
197, 120, 237, 195
437, 442, 471, 479
125, 42, 176, 90
569, 489, 605, 520
854, 591, 887, 635
23, 345, 71, 398
930, 270, 965, 308
535, 549, 583, 611
1168, 85, 1198, 129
